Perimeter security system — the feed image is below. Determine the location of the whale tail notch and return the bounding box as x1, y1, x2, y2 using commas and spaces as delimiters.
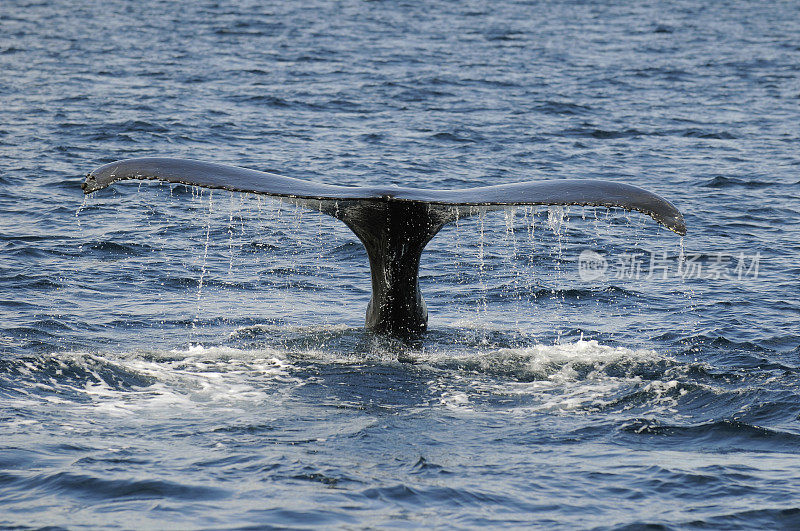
84, 157, 686, 336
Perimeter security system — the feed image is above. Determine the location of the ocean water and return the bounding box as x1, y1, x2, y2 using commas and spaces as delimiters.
1, 0, 800, 528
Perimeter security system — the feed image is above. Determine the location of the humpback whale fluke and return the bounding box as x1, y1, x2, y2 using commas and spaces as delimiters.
83, 157, 686, 336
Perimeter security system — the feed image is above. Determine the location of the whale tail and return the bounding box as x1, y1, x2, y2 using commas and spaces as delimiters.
83, 157, 686, 336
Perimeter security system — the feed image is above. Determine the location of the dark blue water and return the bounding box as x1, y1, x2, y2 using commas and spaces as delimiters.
2, 0, 800, 528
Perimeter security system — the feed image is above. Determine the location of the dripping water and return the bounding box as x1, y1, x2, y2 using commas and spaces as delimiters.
504, 207, 519, 301
195, 189, 213, 328
75, 195, 88, 252
453, 206, 462, 287
477, 208, 487, 316
227, 191, 236, 276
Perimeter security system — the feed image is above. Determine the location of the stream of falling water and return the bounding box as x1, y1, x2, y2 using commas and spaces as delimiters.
79, 183, 688, 345
477, 207, 487, 316
196, 189, 213, 314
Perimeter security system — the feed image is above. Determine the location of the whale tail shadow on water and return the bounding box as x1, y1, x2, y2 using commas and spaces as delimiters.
83, 158, 686, 337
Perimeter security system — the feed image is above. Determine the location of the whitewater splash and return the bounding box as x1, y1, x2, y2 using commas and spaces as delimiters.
1, 338, 700, 423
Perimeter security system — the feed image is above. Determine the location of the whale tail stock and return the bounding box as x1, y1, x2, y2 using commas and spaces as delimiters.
83, 157, 686, 336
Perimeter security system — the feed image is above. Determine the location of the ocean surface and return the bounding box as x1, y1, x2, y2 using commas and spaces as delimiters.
1, 0, 799, 528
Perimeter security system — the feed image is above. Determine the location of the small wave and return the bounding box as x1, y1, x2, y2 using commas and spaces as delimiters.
158, 275, 258, 291
3, 471, 227, 501
326, 240, 367, 260
476, 284, 638, 303
684, 507, 800, 529
105, 120, 170, 134
410, 456, 451, 475
682, 129, 737, 140
241, 240, 281, 252
0, 354, 157, 395
230, 94, 292, 107
700, 176, 772, 188
620, 418, 800, 453
290, 471, 343, 487
633, 67, 691, 82
0, 275, 60, 289
598, 379, 706, 411
680, 333, 771, 354
430, 130, 484, 143
84, 240, 152, 257
359, 483, 509, 506
0, 233, 55, 243
533, 101, 592, 116
394, 87, 454, 102
564, 127, 653, 139
230, 322, 352, 339
482, 29, 524, 42
30, 319, 74, 332
211, 422, 279, 435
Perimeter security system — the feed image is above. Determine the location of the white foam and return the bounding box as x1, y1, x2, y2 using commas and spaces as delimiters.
5, 338, 688, 423
440, 391, 470, 409
18, 346, 301, 419
416, 339, 673, 414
